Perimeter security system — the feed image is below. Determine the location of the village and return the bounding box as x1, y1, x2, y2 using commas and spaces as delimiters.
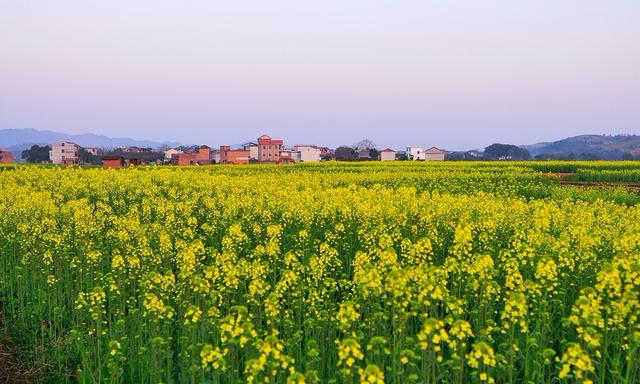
0, 134, 446, 167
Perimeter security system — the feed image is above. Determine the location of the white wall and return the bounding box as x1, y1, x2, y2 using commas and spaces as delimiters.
294, 145, 321, 162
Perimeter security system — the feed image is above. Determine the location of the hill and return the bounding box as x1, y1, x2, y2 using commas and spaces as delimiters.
523, 134, 640, 160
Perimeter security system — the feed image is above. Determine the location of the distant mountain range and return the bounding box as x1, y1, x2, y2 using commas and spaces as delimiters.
0, 128, 181, 160
523, 134, 640, 160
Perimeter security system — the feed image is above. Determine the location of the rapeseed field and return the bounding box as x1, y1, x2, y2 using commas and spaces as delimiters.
0, 162, 638, 384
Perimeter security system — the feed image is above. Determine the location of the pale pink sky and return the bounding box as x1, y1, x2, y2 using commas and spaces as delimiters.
1, 0, 639, 149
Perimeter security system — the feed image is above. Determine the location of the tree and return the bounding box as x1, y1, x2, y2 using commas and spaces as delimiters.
354, 139, 377, 152
334, 146, 357, 161
79, 148, 99, 164
368, 148, 379, 160
21, 144, 51, 163
176, 145, 200, 153
445, 152, 465, 161
484, 144, 531, 160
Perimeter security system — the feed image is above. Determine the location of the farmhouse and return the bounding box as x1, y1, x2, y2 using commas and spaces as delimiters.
163, 148, 183, 162
279, 150, 296, 164
379, 148, 396, 161
101, 156, 143, 168
0, 148, 13, 163
358, 149, 372, 160
424, 147, 446, 161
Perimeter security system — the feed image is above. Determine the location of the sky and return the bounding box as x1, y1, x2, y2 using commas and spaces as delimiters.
1, 0, 639, 150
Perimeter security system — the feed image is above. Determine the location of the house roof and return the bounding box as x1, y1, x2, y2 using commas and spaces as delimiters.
381, 148, 395, 152
424, 147, 446, 153
258, 134, 283, 145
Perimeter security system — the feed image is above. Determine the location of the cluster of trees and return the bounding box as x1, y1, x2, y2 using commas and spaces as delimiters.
483, 144, 531, 160
535, 153, 601, 161
446, 144, 531, 161
334, 139, 380, 161
21, 145, 51, 163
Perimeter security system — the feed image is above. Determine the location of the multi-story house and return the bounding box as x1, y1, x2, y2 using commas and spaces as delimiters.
257, 135, 283, 163
406, 147, 426, 160
50, 141, 80, 165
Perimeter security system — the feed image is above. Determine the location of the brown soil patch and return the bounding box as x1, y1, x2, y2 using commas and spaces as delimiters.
0, 341, 41, 384
554, 172, 576, 179
558, 180, 640, 192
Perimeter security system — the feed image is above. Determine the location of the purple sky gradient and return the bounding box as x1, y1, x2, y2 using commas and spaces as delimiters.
1, 0, 639, 150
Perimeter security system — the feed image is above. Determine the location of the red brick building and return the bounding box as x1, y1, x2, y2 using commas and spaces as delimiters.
219, 146, 250, 164
102, 157, 142, 168
102, 157, 123, 168
257, 135, 283, 163
196, 145, 211, 164
176, 146, 211, 165
0, 149, 13, 164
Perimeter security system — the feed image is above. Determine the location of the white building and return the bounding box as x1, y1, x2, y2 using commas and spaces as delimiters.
424, 147, 446, 161
407, 147, 426, 160
164, 148, 183, 161
49, 141, 80, 165
241, 143, 259, 161
379, 148, 396, 161
294, 144, 321, 162
85, 147, 99, 156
